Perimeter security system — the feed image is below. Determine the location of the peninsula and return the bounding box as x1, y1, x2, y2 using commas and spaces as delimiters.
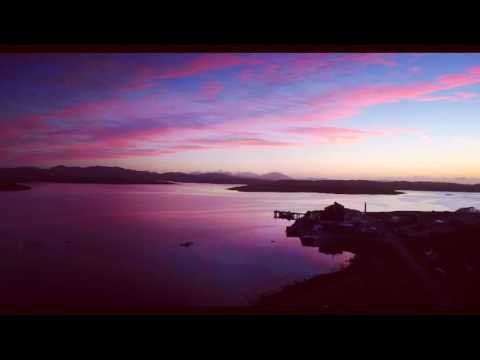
0, 165, 268, 187
230, 179, 480, 195
3, 166, 480, 195
254, 202, 480, 314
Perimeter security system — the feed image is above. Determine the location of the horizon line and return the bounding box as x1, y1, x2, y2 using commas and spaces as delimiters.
2, 164, 480, 183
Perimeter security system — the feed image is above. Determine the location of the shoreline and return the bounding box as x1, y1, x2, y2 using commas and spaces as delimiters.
251, 208, 480, 314
229, 179, 480, 195
3, 166, 480, 195
0, 183, 31, 191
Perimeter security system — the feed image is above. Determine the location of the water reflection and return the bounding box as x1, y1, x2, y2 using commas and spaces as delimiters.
0, 182, 479, 312
286, 231, 356, 269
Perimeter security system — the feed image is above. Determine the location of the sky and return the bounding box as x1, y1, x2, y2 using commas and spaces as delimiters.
1, 53, 480, 180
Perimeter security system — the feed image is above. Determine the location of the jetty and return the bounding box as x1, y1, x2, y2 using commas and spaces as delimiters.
273, 210, 305, 220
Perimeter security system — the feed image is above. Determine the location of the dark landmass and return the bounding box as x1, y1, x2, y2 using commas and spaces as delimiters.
253, 205, 480, 314
260, 172, 292, 181
389, 180, 480, 192
230, 180, 403, 194
0, 182, 31, 191
230, 179, 480, 195
3, 166, 480, 195
155, 171, 267, 184
0, 165, 268, 186
236, 171, 291, 181
195, 171, 291, 181
0, 166, 174, 185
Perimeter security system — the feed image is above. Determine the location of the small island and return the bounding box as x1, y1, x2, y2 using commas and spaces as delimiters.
0, 182, 31, 191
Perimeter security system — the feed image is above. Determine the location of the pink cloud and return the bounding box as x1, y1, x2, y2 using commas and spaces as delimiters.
418, 134, 433, 145
113, 53, 398, 101
117, 68, 160, 92
188, 136, 296, 148
5, 134, 296, 164
119, 53, 397, 93
199, 81, 225, 100
5, 58, 480, 165
287, 126, 427, 144
343, 53, 396, 67
236, 53, 396, 84
6, 141, 210, 164
0, 92, 217, 162
410, 66, 422, 75
158, 54, 262, 79
282, 65, 480, 124
456, 91, 478, 99
287, 126, 394, 144
117, 55, 263, 93
113, 62, 480, 146
417, 91, 478, 102
237, 68, 255, 82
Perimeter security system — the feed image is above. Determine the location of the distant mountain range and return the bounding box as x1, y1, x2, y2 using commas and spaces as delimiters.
0, 165, 174, 185
0, 165, 277, 186
3, 165, 480, 194
235, 172, 292, 181
190, 171, 291, 181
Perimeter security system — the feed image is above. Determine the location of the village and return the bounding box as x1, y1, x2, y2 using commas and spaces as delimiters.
275, 202, 480, 246
258, 202, 480, 313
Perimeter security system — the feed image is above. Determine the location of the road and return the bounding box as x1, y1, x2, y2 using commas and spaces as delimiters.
375, 223, 456, 312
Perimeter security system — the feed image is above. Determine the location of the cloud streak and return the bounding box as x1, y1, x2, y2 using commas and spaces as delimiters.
286, 126, 424, 144
2, 54, 480, 168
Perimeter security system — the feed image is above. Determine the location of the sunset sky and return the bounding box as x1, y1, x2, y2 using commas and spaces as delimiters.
2, 53, 480, 179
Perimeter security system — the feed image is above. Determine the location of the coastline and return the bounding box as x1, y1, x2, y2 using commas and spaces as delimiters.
252, 209, 480, 314
0, 183, 31, 191
231, 187, 404, 195
3, 165, 480, 195
229, 179, 480, 195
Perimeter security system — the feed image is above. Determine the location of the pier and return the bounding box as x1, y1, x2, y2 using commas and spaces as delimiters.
274, 210, 305, 220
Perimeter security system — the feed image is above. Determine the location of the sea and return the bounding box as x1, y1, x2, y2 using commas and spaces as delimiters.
1, 182, 479, 312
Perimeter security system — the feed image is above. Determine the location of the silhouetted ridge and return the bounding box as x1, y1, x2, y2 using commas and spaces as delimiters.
0, 166, 173, 185
260, 172, 291, 181
230, 180, 402, 194
0, 166, 268, 185
2, 166, 480, 192
156, 171, 267, 184
230, 179, 480, 195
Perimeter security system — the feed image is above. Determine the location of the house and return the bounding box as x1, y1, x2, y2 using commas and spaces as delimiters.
323, 202, 346, 221
455, 207, 480, 214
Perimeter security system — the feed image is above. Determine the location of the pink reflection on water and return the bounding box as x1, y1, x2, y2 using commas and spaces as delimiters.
5, 182, 475, 313
0, 183, 356, 312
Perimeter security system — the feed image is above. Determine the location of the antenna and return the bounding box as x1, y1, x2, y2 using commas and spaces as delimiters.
364, 202, 367, 214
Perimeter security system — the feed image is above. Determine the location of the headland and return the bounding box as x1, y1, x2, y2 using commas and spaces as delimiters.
230, 179, 480, 195
254, 202, 480, 314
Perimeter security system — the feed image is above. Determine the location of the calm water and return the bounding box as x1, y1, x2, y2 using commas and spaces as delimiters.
1, 182, 479, 312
